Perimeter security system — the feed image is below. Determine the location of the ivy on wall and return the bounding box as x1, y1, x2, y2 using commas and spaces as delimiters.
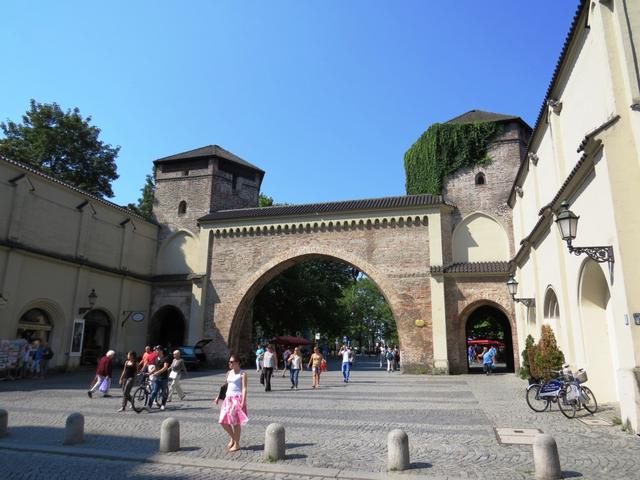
404, 121, 501, 195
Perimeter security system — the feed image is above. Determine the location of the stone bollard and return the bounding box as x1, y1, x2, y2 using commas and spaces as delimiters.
0, 409, 7, 437
264, 423, 285, 461
63, 412, 84, 445
387, 429, 410, 471
160, 418, 180, 453
533, 433, 562, 480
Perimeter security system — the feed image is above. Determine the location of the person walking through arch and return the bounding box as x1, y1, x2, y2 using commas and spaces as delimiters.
281, 346, 291, 377
215, 354, 248, 452
255, 344, 264, 372
262, 344, 277, 392
287, 347, 303, 390
339, 344, 352, 383
308, 346, 323, 389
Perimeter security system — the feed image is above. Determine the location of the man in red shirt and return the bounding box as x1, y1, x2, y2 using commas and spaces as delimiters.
87, 350, 115, 398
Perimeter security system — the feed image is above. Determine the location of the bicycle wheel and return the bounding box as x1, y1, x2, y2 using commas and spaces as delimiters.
581, 386, 598, 414
526, 384, 550, 412
558, 390, 577, 418
132, 386, 148, 413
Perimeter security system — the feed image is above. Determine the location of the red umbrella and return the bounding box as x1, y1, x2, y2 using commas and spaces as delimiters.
467, 339, 505, 347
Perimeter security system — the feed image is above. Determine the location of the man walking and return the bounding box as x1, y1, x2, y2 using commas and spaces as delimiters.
339, 344, 352, 383
147, 346, 171, 410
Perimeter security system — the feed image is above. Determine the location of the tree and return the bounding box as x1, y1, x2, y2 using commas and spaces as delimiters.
259, 193, 274, 207
531, 325, 565, 381
339, 277, 396, 350
0, 99, 120, 198
518, 334, 536, 380
127, 167, 156, 219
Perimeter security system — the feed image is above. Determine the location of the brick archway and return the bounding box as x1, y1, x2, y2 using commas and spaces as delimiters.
202, 204, 438, 372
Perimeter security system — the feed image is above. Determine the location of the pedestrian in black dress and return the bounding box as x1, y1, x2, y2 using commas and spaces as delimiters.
118, 351, 137, 412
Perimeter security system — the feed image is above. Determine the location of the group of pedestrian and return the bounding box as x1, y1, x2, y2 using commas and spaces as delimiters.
379, 345, 400, 372
86, 345, 188, 413
16, 339, 54, 379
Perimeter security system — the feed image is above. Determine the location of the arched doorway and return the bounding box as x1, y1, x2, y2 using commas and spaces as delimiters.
82, 310, 111, 365
17, 308, 53, 342
465, 304, 514, 373
149, 306, 186, 352
579, 260, 616, 402
228, 254, 400, 369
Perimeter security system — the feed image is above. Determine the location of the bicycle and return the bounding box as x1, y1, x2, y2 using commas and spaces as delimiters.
131, 373, 158, 413
525, 368, 597, 418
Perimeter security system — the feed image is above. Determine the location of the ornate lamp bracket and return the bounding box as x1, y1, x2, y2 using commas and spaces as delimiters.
567, 239, 614, 266
513, 297, 536, 308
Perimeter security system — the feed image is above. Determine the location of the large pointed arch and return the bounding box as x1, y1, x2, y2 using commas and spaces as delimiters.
452, 212, 510, 262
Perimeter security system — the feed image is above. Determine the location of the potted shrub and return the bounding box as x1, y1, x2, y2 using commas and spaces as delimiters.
518, 334, 537, 384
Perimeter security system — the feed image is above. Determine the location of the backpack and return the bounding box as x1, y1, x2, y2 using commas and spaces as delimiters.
386, 351, 394, 360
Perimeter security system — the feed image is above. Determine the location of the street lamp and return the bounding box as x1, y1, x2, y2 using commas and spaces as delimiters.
79, 289, 98, 315
554, 201, 614, 267
506, 276, 535, 308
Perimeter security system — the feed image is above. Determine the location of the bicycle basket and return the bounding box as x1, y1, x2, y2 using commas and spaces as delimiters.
539, 380, 562, 398
566, 384, 580, 401
575, 369, 588, 383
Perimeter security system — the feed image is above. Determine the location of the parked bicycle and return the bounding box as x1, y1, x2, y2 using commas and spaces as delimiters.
526, 367, 597, 418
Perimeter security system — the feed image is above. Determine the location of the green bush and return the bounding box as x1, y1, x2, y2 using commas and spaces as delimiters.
518, 334, 536, 380
531, 325, 565, 381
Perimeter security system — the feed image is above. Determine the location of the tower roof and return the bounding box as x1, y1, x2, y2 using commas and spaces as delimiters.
153, 144, 264, 173
446, 110, 529, 129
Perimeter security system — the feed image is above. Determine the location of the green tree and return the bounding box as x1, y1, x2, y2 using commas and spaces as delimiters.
531, 325, 565, 381
259, 193, 274, 207
518, 334, 536, 380
0, 99, 120, 198
339, 277, 396, 350
252, 260, 358, 340
127, 166, 156, 219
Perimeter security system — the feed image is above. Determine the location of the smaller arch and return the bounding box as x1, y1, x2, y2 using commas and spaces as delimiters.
475, 172, 486, 185
543, 287, 560, 319
382, 219, 388, 228
178, 201, 187, 215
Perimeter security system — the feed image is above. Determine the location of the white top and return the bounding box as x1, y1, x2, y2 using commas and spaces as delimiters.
290, 355, 302, 370
341, 349, 351, 363
263, 351, 275, 368
227, 370, 243, 396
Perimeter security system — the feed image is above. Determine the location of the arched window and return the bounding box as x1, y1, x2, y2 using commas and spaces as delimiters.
544, 289, 560, 319
475, 172, 486, 185
18, 308, 53, 341
178, 201, 187, 215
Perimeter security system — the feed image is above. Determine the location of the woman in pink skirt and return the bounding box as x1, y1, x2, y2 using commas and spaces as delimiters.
215, 354, 248, 452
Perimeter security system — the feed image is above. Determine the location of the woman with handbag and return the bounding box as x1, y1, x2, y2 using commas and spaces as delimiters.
215, 354, 248, 452
168, 349, 187, 401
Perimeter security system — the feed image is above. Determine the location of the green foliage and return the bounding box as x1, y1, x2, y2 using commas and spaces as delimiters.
531, 325, 565, 381
339, 277, 397, 348
259, 193, 274, 207
0, 99, 120, 198
127, 166, 156, 219
518, 334, 536, 380
467, 317, 505, 341
404, 121, 500, 195
253, 260, 358, 339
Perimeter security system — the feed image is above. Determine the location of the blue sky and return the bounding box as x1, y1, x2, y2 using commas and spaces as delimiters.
1, 1, 579, 207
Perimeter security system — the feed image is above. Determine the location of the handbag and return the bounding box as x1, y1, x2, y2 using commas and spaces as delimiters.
218, 383, 228, 400
259, 371, 265, 385
169, 370, 178, 379
98, 377, 110, 393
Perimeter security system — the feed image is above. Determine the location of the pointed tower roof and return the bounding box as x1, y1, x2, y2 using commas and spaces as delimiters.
153, 145, 264, 173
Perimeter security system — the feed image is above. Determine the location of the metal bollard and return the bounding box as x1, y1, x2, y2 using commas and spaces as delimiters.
160, 417, 180, 453
387, 428, 410, 471
63, 412, 84, 445
0, 409, 7, 437
533, 433, 562, 480
264, 423, 285, 461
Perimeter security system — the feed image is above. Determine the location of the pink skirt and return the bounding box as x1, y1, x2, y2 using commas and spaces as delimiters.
218, 394, 248, 425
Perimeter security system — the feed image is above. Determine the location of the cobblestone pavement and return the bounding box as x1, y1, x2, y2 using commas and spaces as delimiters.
0, 358, 639, 479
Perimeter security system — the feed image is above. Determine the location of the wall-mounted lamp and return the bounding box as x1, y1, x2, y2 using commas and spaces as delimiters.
79, 289, 98, 315
554, 201, 614, 268
506, 276, 536, 308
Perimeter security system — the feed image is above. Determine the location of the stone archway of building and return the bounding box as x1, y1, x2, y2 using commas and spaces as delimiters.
82, 309, 112, 366
226, 251, 404, 367
579, 259, 616, 403
149, 306, 186, 352
463, 302, 514, 374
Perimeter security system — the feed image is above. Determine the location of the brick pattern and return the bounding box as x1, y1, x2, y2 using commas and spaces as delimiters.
204, 221, 435, 373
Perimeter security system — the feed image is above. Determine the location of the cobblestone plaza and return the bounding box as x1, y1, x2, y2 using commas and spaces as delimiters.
1, 359, 639, 479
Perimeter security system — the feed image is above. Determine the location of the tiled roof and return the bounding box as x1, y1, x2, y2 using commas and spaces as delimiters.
430, 262, 511, 274
199, 194, 451, 222
446, 110, 525, 125
153, 144, 264, 173
0, 156, 156, 225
